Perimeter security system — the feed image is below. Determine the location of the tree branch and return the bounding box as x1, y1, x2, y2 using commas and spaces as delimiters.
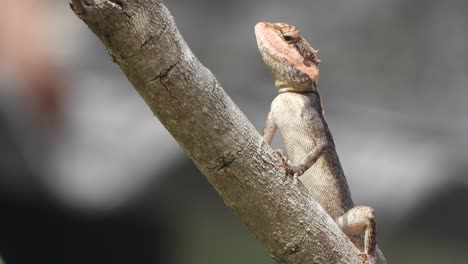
70, 0, 364, 262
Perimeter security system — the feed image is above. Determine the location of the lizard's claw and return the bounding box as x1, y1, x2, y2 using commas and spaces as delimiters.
358, 252, 372, 264
292, 173, 299, 185
274, 149, 292, 174
274, 149, 303, 182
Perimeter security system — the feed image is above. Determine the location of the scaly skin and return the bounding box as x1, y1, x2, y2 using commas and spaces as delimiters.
255, 22, 386, 264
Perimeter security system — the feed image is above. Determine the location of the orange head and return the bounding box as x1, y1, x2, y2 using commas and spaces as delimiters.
255, 22, 320, 93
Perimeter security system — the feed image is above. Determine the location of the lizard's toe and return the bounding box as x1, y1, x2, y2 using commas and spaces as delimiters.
358, 252, 368, 263
358, 252, 375, 264
292, 173, 299, 185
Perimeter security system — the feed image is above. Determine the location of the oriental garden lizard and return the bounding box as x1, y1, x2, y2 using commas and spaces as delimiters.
255, 22, 386, 264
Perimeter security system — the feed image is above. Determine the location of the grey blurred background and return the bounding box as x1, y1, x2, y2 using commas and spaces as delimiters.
0, 0, 467, 263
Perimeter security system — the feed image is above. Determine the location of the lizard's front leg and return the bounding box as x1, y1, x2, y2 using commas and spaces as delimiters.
261, 111, 295, 182
263, 109, 327, 183
291, 137, 327, 176
336, 206, 377, 263
273, 139, 327, 184
262, 111, 277, 145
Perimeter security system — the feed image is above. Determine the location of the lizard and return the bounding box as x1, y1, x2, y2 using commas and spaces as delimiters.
254, 22, 386, 264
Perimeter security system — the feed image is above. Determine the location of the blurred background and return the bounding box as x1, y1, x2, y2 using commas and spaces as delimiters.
0, 0, 467, 263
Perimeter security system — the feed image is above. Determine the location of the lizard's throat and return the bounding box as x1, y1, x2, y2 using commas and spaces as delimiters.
274, 74, 317, 93
264, 54, 318, 92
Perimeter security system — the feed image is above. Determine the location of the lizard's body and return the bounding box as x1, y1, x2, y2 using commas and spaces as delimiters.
255, 22, 386, 263
270, 91, 352, 218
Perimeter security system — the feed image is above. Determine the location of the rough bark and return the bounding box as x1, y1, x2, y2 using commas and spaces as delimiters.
70, 0, 364, 263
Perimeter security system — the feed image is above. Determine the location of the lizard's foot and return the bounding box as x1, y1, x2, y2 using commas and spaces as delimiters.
274, 149, 303, 184
292, 173, 299, 185
358, 252, 376, 264
336, 206, 377, 264
358, 252, 369, 264
274, 149, 294, 174
274, 149, 288, 163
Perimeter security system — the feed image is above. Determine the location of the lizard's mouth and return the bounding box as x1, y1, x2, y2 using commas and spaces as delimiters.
254, 22, 270, 35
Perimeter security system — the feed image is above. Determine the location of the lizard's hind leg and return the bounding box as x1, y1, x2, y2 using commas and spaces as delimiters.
336, 206, 376, 257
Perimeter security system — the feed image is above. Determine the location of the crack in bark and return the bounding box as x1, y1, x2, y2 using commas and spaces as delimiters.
145, 60, 181, 100
122, 9, 133, 20
102, 10, 167, 61
284, 244, 301, 256
217, 156, 236, 172
81, 0, 92, 7
122, 35, 155, 59
122, 24, 168, 59
216, 147, 245, 172
214, 151, 244, 188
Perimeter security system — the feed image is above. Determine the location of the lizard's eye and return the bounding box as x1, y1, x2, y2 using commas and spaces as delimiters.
283, 35, 294, 43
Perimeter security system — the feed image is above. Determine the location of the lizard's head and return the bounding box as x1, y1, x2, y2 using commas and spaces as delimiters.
255, 22, 320, 93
